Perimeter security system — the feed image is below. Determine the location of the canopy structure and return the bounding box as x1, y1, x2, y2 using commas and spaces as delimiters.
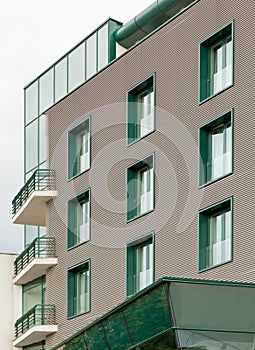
52, 277, 255, 350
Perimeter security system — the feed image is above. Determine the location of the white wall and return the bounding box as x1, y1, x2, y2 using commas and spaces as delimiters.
0, 253, 22, 350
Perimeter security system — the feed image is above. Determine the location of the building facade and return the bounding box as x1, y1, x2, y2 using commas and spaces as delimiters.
0, 253, 22, 350
11, 0, 255, 349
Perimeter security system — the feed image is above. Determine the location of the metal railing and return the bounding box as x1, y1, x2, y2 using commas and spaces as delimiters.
15, 304, 56, 339
14, 236, 56, 276
12, 169, 56, 217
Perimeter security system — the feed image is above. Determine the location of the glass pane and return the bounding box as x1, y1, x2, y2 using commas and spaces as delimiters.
76, 269, 89, 314
133, 329, 178, 350
86, 34, 97, 79
98, 24, 108, 70
138, 87, 154, 137
39, 161, 47, 169
23, 282, 42, 313
136, 242, 153, 291
25, 120, 38, 173
211, 125, 224, 179
55, 58, 67, 102
39, 226, 46, 237
25, 81, 38, 124
225, 122, 232, 173
39, 69, 54, 114
25, 226, 38, 247
68, 335, 86, 350
139, 166, 153, 214
84, 323, 109, 350
39, 114, 47, 163
25, 168, 37, 181
169, 281, 255, 332
124, 284, 171, 344
103, 312, 132, 350
68, 43, 85, 92
177, 330, 255, 350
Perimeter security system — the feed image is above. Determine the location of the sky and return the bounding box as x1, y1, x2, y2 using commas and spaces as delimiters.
0, 0, 151, 254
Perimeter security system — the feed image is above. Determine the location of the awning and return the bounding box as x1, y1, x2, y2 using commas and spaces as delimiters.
52, 277, 255, 350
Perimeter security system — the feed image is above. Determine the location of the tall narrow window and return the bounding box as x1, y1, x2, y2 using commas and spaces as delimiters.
127, 75, 155, 144
138, 165, 153, 215
127, 155, 154, 221
136, 241, 153, 291
68, 190, 90, 249
199, 198, 232, 271
127, 233, 154, 296
212, 36, 232, 94
68, 117, 90, 179
68, 261, 90, 318
199, 110, 233, 186
200, 23, 233, 102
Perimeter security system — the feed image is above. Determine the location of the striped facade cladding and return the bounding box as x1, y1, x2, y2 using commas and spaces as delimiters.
45, 0, 255, 348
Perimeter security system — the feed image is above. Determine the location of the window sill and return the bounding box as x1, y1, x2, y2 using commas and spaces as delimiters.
127, 128, 155, 147
199, 83, 233, 105
126, 208, 155, 223
68, 167, 90, 182
198, 258, 232, 273
199, 170, 233, 189
67, 239, 90, 251
67, 309, 90, 320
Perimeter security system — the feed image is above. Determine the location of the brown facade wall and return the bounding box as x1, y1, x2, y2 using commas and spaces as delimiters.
46, 0, 255, 348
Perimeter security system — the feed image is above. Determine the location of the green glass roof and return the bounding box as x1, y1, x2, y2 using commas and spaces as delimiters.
51, 277, 255, 350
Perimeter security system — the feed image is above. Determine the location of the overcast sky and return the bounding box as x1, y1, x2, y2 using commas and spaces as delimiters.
0, 0, 151, 254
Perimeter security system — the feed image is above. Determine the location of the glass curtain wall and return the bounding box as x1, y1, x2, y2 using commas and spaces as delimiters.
23, 19, 121, 246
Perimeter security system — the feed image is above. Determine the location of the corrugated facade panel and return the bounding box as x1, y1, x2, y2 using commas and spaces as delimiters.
45, 0, 255, 348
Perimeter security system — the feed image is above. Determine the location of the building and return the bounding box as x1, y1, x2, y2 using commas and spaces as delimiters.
11, 0, 255, 349
0, 253, 21, 350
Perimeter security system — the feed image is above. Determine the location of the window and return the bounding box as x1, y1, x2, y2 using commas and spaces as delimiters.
200, 23, 233, 102
68, 117, 90, 179
127, 75, 155, 144
127, 155, 154, 221
23, 276, 46, 314
68, 261, 90, 318
126, 233, 154, 296
199, 198, 232, 271
199, 110, 233, 186
68, 190, 90, 249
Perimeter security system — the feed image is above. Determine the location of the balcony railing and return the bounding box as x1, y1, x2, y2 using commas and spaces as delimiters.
15, 304, 56, 340
12, 169, 56, 218
14, 236, 56, 277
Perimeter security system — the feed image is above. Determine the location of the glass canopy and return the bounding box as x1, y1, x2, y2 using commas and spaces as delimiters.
52, 277, 255, 350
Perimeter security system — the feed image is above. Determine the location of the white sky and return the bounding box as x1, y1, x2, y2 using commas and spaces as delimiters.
0, 0, 151, 253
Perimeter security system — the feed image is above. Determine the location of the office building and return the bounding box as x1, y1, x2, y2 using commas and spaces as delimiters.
11, 0, 255, 349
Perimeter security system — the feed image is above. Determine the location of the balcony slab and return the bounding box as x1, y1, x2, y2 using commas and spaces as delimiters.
12, 190, 58, 226
14, 257, 58, 285
13, 325, 58, 347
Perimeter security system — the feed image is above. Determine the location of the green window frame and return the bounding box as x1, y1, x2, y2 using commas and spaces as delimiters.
199, 109, 233, 186
68, 117, 91, 179
68, 260, 91, 318
199, 197, 233, 271
127, 154, 154, 222
127, 75, 155, 145
67, 189, 91, 249
199, 22, 234, 103
126, 233, 155, 296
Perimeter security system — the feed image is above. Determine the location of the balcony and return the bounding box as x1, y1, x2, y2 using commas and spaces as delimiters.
13, 236, 58, 285
14, 304, 58, 347
12, 169, 58, 226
